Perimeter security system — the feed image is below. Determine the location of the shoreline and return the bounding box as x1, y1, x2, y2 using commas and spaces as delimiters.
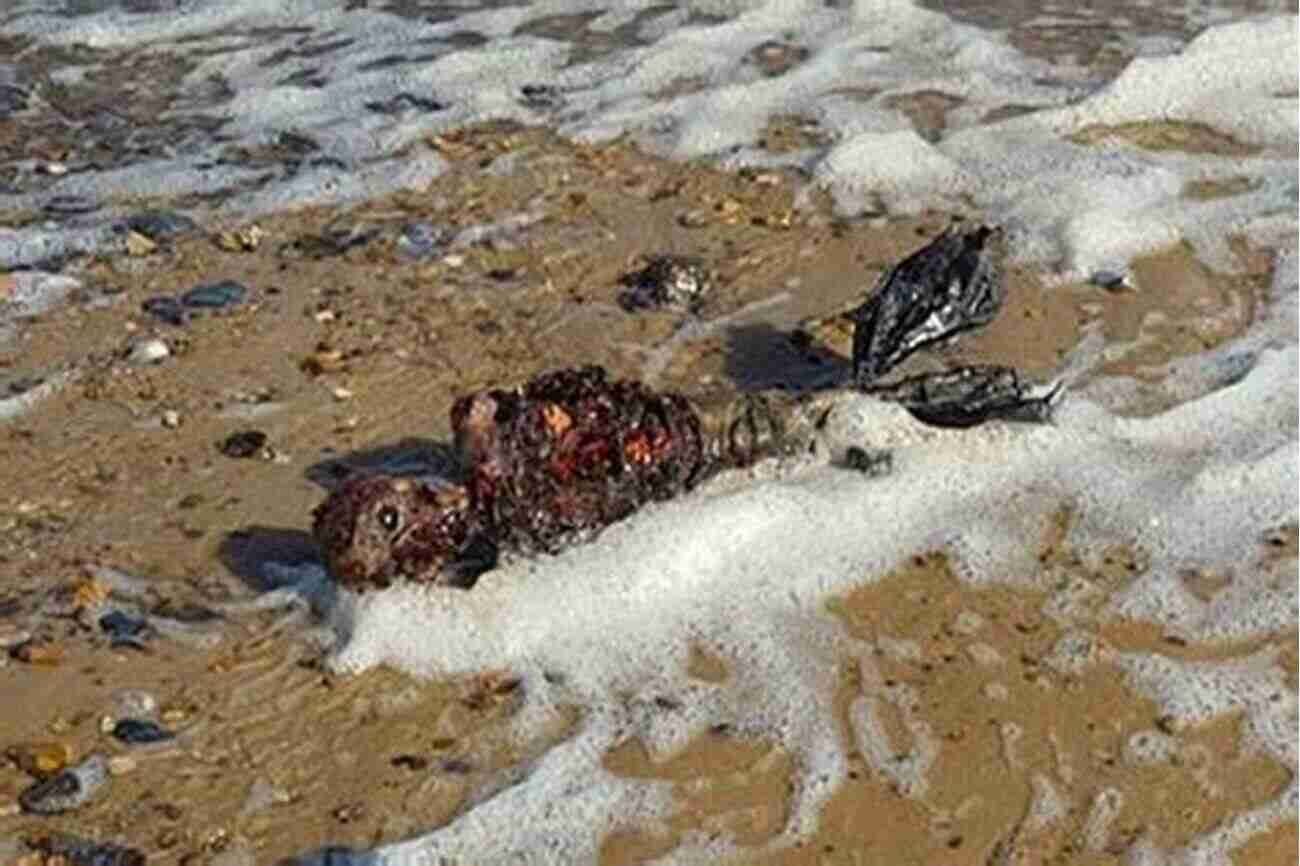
0, 122, 1294, 864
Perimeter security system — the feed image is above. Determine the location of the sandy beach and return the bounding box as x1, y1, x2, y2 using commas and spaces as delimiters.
0, 120, 1293, 863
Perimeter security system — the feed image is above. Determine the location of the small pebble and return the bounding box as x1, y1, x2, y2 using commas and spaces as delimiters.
1089, 269, 1129, 291
124, 231, 157, 257
99, 609, 152, 648
677, 209, 708, 228
7, 742, 74, 777
618, 254, 712, 312
125, 209, 197, 240
209, 842, 256, 866
181, 279, 247, 309
219, 430, 268, 459
518, 83, 565, 109
331, 387, 353, 401
127, 337, 170, 365
110, 688, 158, 718
19, 753, 108, 815
161, 409, 181, 429
43, 194, 97, 215
107, 755, 137, 776
240, 777, 290, 815
112, 718, 174, 744
843, 446, 893, 477
33, 833, 145, 866
749, 40, 810, 76
216, 225, 264, 252
951, 610, 986, 636
12, 640, 63, 666
0, 624, 31, 649
394, 220, 450, 260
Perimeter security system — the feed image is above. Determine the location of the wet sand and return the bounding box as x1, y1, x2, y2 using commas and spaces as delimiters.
0, 123, 1292, 864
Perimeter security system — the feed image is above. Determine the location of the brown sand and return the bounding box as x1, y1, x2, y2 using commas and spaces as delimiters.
0, 123, 1292, 864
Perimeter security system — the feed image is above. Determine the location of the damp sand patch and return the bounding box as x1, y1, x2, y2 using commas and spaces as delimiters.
1067, 120, 1263, 156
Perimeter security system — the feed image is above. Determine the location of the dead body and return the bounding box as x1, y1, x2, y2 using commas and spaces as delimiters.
312, 224, 1062, 591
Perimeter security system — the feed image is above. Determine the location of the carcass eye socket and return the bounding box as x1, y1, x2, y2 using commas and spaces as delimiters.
378, 505, 401, 534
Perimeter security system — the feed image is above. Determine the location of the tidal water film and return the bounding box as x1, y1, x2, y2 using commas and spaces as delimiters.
0, 1, 1296, 864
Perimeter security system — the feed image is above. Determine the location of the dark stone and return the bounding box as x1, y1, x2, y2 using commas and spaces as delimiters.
842, 446, 893, 477
391, 754, 429, 771
0, 84, 29, 116
112, 719, 174, 744
394, 221, 451, 260
98, 609, 152, 648
125, 210, 197, 240
43, 194, 99, 216
851, 224, 1004, 384
618, 255, 712, 312
1089, 269, 1127, 290
519, 84, 564, 109
219, 430, 268, 458
32, 835, 146, 866
19, 755, 107, 815
141, 296, 186, 325
276, 130, 320, 155
364, 92, 448, 114
181, 279, 247, 308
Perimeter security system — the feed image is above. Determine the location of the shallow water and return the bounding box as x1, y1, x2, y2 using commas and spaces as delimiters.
0, 1, 1296, 864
